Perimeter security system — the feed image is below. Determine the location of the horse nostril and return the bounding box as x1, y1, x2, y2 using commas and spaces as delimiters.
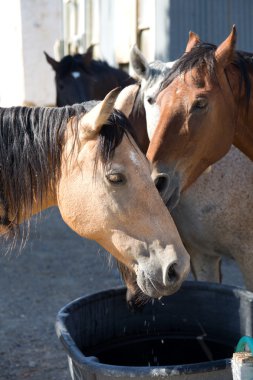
154, 175, 169, 195
167, 263, 178, 284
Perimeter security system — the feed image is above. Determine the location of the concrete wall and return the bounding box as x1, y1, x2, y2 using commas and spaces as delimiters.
0, 0, 25, 106
0, 0, 62, 107
21, 0, 62, 106
86, 0, 154, 68
100, 0, 136, 66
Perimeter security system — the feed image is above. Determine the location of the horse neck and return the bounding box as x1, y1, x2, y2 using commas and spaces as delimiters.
233, 71, 253, 161
0, 106, 60, 228
13, 182, 57, 228
234, 120, 253, 161
31, 191, 57, 217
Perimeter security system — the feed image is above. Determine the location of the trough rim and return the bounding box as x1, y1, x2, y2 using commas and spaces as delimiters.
55, 281, 253, 377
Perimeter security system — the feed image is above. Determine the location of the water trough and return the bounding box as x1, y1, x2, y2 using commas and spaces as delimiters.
56, 281, 253, 380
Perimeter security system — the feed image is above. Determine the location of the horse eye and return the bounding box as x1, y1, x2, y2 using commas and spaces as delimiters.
106, 173, 126, 185
191, 98, 208, 112
146, 96, 155, 105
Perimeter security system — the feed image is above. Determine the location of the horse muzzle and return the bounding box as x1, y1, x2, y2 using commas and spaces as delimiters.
136, 268, 188, 298
135, 247, 190, 298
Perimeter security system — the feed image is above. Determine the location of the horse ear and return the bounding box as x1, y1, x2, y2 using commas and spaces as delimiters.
114, 84, 139, 117
215, 25, 237, 68
44, 51, 59, 71
185, 31, 200, 52
82, 45, 94, 66
80, 88, 121, 140
130, 45, 150, 80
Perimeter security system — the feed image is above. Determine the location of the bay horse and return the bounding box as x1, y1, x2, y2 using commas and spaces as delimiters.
116, 45, 253, 305
45, 46, 135, 106
146, 26, 253, 208
0, 88, 190, 299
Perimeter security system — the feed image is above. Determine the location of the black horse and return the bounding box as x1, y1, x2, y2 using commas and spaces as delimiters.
45, 46, 136, 106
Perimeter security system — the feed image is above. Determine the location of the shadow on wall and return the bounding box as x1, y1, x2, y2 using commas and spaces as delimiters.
158, 0, 253, 61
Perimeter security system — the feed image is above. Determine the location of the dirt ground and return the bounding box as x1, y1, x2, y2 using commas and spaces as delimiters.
0, 207, 244, 380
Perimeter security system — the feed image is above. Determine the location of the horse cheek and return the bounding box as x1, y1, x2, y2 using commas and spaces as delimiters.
57, 173, 108, 240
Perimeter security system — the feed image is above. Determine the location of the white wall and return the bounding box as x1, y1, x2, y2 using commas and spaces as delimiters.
21, 0, 62, 106
0, 0, 166, 107
86, 0, 156, 70
0, 0, 62, 107
0, 0, 25, 106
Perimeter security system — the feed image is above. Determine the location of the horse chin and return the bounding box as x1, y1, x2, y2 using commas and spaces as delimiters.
126, 288, 150, 311
136, 277, 181, 299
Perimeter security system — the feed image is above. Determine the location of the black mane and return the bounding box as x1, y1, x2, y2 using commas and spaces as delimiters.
160, 41, 253, 105
97, 108, 135, 166
0, 103, 134, 242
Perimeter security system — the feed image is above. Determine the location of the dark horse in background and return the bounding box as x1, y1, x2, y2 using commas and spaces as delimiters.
45, 45, 135, 106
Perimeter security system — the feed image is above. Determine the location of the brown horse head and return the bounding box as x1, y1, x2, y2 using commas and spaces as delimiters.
147, 26, 253, 208
0, 88, 190, 298
56, 89, 190, 298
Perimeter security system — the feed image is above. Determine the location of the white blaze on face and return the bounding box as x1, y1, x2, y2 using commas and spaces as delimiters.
129, 150, 141, 167
146, 103, 160, 140
71, 71, 81, 79
143, 81, 162, 141
143, 60, 177, 141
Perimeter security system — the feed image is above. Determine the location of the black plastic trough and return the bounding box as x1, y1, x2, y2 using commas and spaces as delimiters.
56, 281, 253, 380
